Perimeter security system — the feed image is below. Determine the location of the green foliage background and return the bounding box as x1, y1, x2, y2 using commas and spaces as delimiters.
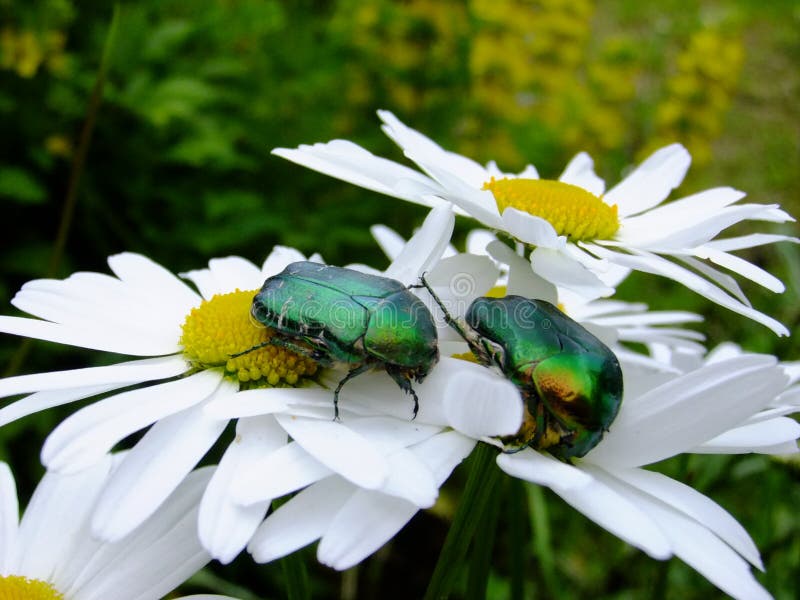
0, 1, 798, 598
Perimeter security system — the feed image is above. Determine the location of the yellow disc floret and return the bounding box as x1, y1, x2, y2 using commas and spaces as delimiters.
0, 575, 64, 600
484, 177, 620, 241
180, 289, 318, 388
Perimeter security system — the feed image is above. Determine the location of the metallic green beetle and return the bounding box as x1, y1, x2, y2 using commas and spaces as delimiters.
249, 261, 439, 419
420, 278, 622, 459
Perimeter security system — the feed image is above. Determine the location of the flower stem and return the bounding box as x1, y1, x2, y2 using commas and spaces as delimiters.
272, 498, 310, 600
528, 484, 558, 598
508, 478, 528, 599
424, 442, 500, 600
465, 470, 504, 600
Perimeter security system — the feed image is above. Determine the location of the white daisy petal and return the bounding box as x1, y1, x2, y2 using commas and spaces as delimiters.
232, 442, 333, 506
90, 392, 229, 542
584, 244, 789, 335
261, 245, 313, 277
198, 416, 287, 564
0, 355, 188, 401
694, 247, 786, 292
694, 418, 800, 454
548, 465, 672, 559
202, 386, 302, 419
16, 456, 114, 580
587, 356, 788, 468
0, 315, 181, 356
496, 449, 593, 491
378, 448, 438, 507
706, 233, 800, 252
559, 152, 605, 196
530, 247, 613, 299
609, 467, 762, 569
604, 144, 691, 218
411, 430, 476, 485
248, 477, 354, 563
501, 208, 562, 248
443, 368, 522, 438
487, 240, 558, 303
0, 462, 18, 574
465, 229, 499, 256
317, 488, 418, 571
677, 255, 750, 305
599, 472, 771, 600
274, 414, 388, 490
423, 253, 500, 316
42, 370, 221, 473
182, 256, 262, 299
384, 204, 455, 285
72, 468, 213, 600
370, 224, 407, 261
273, 140, 441, 207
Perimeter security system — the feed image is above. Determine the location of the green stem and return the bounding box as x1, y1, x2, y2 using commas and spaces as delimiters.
465, 471, 504, 600
508, 478, 527, 600
272, 498, 311, 600
424, 443, 500, 600
528, 484, 558, 598
3, 5, 120, 378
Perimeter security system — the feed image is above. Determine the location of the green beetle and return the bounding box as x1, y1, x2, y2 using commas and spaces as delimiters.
249, 261, 439, 419
420, 278, 622, 459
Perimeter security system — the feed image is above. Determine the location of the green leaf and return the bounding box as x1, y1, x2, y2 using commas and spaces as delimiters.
0, 167, 47, 204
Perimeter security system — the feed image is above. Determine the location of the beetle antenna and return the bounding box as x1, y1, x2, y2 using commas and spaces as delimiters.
417, 273, 473, 341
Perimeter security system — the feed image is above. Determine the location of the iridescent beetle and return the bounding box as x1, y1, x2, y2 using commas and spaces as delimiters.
246, 262, 439, 419
420, 277, 623, 459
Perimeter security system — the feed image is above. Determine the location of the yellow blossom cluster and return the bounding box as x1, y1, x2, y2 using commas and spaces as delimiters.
0, 28, 68, 78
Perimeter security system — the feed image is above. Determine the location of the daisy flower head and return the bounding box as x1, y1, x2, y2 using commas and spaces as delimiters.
0, 455, 238, 600
273, 110, 798, 335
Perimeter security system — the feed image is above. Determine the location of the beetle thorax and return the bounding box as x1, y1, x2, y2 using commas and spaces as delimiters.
180, 289, 318, 388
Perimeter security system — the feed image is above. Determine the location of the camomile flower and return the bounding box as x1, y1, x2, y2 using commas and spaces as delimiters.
0, 455, 238, 600
0, 204, 519, 566
483, 352, 792, 600
273, 110, 798, 335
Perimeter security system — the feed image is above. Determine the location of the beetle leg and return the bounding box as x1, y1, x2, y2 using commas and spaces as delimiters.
332, 363, 374, 421
230, 341, 272, 358
385, 366, 420, 420
267, 337, 335, 367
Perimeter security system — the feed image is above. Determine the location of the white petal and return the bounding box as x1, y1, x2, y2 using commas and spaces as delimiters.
0, 462, 18, 574
411, 430, 476, 485
598, 471, 771, 600
202, 386, 299, 419
530, 247, 613, 299
42, 370, 221, 473
584, 244, 790, 335
465, 229, 499, 256
90, 392, 229, 541
339, 416, 442, 454
0, 315, 181, 356
275, 414, 388, 490
609, 467, 762, 568
273, 140, 441, 206
198, 416, 287, 564
378, 448, 438, 507
72, 468, 213, 600
496, 449, 593, 491
370, 224, 406, 261
261, 246, 311, 276
443, 369, 522, 437
605, 144, 691, 217
559, 152, 605, 196
706, 233, 799, 252
232, 442, 333, 505
540, 463, 673, 559
487, 240, 558, 303
501, 208, 562, 248
317, 488, 418, 570
693, 247, 785, 292
422, 252, 500, 317
182, 256, 262, 299
247, 477, 354, 563
588, 356, 788, 468
16, 456, 114, 581
695, 418, 800, 454
384, 204, 455, 285
0, 355, 188, 401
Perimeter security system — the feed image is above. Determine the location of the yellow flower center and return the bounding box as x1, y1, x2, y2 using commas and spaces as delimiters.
180, 289, 318, 388
0, 575, 64, 600
483, 177, 620, 241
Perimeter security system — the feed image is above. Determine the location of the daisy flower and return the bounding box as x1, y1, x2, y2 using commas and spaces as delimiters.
488, 351, 792, 600
273, 110, 798, 335
0, 204, 522, 567
0, 455, 237, 600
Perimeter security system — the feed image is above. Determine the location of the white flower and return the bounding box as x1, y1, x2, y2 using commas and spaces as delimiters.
486, 353, 793, 600
0, 455, 237, 600
273, 110, 798, 335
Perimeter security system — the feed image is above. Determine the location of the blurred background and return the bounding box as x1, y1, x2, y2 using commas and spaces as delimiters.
0, 0, 798, 598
